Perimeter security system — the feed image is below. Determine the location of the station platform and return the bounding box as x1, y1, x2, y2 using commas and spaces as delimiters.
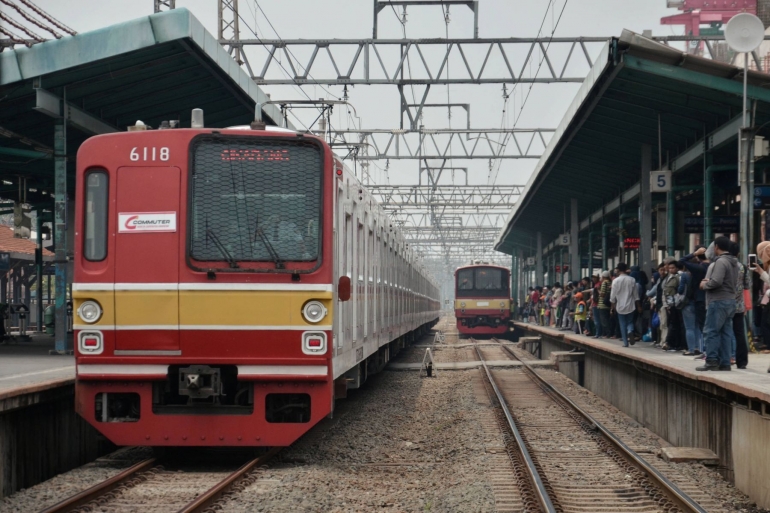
0, 333, 74, 404
0, 333, 106, 499
514, 321, 770, 404
513, 320, 770, 508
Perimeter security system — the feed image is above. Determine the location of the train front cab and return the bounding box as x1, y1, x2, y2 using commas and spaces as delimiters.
454, 265, 511, 337
73, 129, 335, 447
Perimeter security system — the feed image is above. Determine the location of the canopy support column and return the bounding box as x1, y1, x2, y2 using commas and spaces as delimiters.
35, 213, 43, 333
536, 232, 543, 287
570, 198, 579, 281
53, 118, 69, 354
640, 144, 653, 274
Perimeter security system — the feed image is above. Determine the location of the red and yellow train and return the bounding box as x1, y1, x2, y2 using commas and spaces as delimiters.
73, 114, 440, 447
454, 263, 511, 337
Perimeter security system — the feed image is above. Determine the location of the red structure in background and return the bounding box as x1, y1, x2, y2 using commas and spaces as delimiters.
661, 0, 757, 55
662, 0, 756, 37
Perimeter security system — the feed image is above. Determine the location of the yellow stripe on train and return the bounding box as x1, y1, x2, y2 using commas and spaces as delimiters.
73, 291, 333, 328
454, 299, 510, 310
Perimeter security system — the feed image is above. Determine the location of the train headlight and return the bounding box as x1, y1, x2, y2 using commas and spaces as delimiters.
302, 301, 327, 323
77, 300, 102, 324
460, 302, 466, 308
500, 301, 506, 307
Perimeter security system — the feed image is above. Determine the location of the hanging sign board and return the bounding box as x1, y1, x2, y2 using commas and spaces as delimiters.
623, 237, 641, 250
684, 216, 740, 234
754, 186, 770, 209
651, 170, 672, 193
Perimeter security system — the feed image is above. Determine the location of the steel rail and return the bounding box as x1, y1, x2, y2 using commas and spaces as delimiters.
471, 339, 557, 513
40, 457, 157, 513
493, 338, 708, 513
176, 447, 281, 513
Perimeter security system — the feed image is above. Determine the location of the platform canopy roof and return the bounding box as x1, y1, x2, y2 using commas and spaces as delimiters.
0, 8, 285, 206
495, 30, 770, 255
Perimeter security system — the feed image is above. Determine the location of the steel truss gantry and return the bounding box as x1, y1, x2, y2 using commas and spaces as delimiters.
153, 0, 176, 12
328, 128, 552, 160
389, 212, 510, 227
367, 184, 523, 209
215, 35, 770, 86
231, 37, 605, 85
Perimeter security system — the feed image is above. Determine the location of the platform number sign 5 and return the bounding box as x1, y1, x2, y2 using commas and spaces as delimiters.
130, 147, 170, 162
651, 170, 672, 193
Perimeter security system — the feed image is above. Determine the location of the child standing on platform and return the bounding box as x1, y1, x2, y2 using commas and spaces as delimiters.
574, 292, 587, 335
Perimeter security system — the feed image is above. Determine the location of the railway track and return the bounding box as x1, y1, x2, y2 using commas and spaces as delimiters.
39, 448, 280, 513
472, 337, 708, 513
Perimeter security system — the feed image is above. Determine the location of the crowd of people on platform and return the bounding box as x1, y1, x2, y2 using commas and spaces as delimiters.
520, 236, 770, 372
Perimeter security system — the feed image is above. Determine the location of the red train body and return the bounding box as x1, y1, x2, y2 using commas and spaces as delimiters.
73, 124, 439, 447
454, 264, 511, 337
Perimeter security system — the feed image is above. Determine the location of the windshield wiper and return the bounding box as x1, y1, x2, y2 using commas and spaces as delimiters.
254, 225, 285, 269
206, 229, 239, 269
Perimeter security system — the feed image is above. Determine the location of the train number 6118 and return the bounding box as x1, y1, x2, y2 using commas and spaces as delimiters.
130, 147, 170, 162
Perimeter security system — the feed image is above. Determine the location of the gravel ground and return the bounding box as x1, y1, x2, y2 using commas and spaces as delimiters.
3, 316, 762, 513
530, 365, 769, 513
217, 368, 497, 513
0, 446, 153, 513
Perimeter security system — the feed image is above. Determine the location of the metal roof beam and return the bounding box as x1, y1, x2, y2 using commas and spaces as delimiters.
34, 88, 117, 135
623, 54, 770, 104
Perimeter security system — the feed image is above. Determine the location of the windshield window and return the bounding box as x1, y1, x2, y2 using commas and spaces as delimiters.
189, 136, 323, 263
475, 268, 502, 290
456, 267, 509, 298
457, 269, 474, 290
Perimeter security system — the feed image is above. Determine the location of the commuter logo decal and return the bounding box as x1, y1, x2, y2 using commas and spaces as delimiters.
118, 212, 177, 233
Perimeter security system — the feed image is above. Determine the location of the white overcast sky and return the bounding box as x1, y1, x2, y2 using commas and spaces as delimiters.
11, 0, 682, 188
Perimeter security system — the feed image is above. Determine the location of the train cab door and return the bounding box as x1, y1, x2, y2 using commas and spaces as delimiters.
114, 166, 181, 351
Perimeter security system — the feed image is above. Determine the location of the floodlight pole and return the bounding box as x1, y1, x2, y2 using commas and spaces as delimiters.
739, 54, 754, 274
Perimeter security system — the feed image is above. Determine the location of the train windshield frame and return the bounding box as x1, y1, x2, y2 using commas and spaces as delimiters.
456, 267, 510, 298
187, 135, 324, 271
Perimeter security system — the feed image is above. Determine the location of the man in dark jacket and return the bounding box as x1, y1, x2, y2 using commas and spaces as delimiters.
679, 248, 708, 355
697, 237, 738, 371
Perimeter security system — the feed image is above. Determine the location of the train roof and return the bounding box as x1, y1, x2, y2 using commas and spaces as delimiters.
454, 264, 510, 275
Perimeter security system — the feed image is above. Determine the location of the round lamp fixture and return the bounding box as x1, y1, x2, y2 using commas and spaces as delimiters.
302, 301, 327, 323
77, 300, 102, 324
725, 13, 765, 53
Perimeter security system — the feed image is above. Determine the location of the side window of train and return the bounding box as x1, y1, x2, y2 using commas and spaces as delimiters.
84, 169, 109, 261
357, 222, 364, 282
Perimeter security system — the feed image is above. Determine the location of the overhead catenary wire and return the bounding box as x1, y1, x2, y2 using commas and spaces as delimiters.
489, 0, 569, 186
251, 1, 341, 101
487, 0, 554, 184
390, 4, 420, 114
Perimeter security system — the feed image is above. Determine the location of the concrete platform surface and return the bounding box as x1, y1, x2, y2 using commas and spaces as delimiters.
0, 334, 74, 396
515, 321, 770, 404
388, 360, 553, 370
659, 447, 720, 465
